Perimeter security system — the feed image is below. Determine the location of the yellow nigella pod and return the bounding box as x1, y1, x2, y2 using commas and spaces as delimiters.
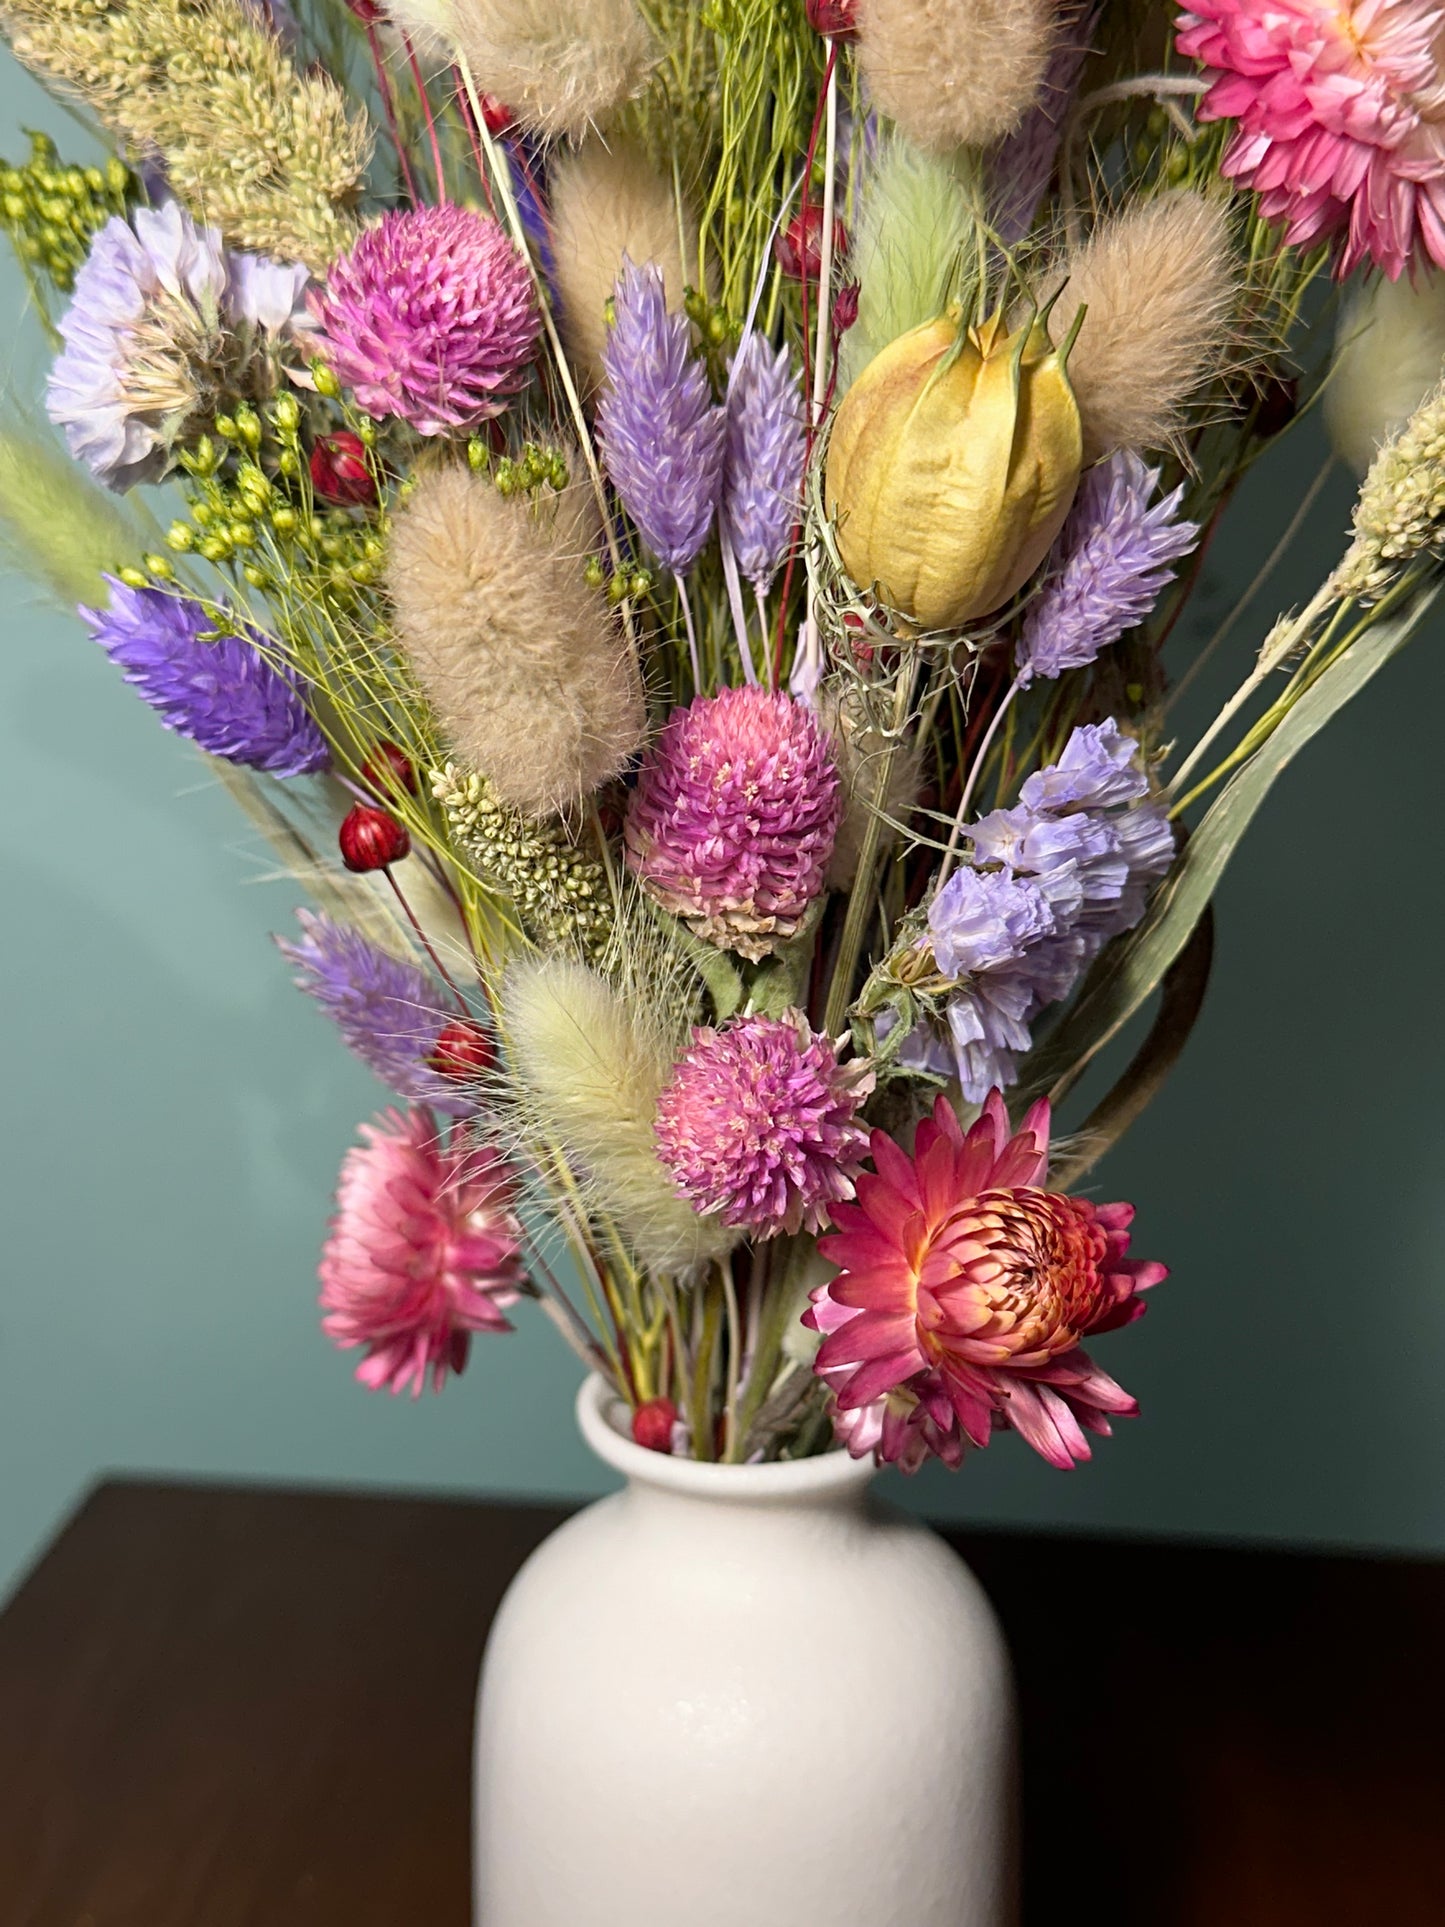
826, 306, 1083, 631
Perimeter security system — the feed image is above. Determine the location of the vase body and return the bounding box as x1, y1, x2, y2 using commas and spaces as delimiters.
473, 1376, 1016, 1925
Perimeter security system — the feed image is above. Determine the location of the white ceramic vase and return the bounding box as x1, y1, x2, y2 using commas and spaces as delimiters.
473, 1376, 1017, 1925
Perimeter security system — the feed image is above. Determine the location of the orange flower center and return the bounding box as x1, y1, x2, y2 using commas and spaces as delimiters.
914, 1187, 1110, 1368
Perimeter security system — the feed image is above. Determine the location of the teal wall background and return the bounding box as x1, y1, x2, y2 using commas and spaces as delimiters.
6, 52, 1445, 1607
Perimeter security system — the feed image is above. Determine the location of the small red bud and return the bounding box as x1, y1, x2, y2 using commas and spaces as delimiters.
632, 1398, 679, 1454
806, 0, 858, 37
339, 804, 410, 872
310, 431, 378, 508
775, 202, 849, 284
478, 93, 516, 136
833, 281, 860, 334
428, 1019, 496, 1080
360, 739, 418, 798
343, 0, 384, 19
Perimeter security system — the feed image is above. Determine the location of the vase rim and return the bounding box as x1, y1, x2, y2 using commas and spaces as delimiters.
576, 1373, 876, 1502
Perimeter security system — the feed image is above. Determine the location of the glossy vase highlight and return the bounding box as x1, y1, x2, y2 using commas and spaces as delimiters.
473, 1376, 1017, 1925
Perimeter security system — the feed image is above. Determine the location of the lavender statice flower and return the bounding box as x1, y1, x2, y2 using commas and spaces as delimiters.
914, 720, 1175, 1100
928, 866, 1057, 979
277, 911, 468, 1113
975, 721, 1175, 961
81, 576, 330, 777
598, 260, 727, 576
919, 867, 1068, 1096
1017, 718, 1157, 813
722, 335, 806, 591
918, 866, 1076, 1098
1016, 452, 1200, 685
48, 202, 229, 489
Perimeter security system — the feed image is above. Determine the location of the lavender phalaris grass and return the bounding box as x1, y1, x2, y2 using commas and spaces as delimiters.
597, 260, 727, 578
722, 334, 806, 592
989, 22, 1094, 249
1016, 451, 1199, 685
81, 576, 330, 776
277, 910, 471, 1114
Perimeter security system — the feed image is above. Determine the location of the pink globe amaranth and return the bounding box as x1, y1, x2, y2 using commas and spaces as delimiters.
1178, 0, 1445, 278
309, 205, 541, 433
806, 1091, 1167, 1470
624, 685, 842, 961
319, 1107, 527, 1396
654, 1011, 873, 1238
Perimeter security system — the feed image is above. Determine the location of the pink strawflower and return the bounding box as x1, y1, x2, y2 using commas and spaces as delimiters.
1178, 0, 1445, 278
319, 1107, 527, 1396
624, 686, 842, 961
807, 1092, 1167, 1470
309, 206, 540, 433
654, 1011, 873, 1238
820, 1350, 971, 1475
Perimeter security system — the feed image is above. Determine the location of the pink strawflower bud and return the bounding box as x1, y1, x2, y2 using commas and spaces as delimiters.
808, 1092, 1168, 1471
478, 92, 516, 135
310, 430, 378, 507
319, 1108, 527, 1396
832, 281, 860, 335
775, 202, 849, 283
624, 685, 842, 961
429, 1018, 496, 1080
339, 804, 410, 872
807, 0, 858, 38
631, 1397, 679, 1453
360, 738, 418, 798
309, 205, 541, 434
655, 1012, 873, 1238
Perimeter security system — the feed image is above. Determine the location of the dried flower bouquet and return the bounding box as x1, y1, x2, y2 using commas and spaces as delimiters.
3, 0, 1443, 1472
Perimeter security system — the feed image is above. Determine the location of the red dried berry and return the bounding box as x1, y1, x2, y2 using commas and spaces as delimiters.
631, 1398, 679, 1455
310, 431, 378, 508
806, 0, 858, 37
478, 93, 516, 136
775, 202, 849, 283
339, 804, 410, 873
360, 739, 418, 798
429, 1019, 496, 1080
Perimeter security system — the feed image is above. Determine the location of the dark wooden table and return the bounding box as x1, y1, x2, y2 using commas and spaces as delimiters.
0, 1481, 1440, 1925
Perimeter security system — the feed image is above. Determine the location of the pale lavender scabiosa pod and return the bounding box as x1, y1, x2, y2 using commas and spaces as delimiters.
722, 335, 806, 591
277, 910, 471, 1115
1016, 452, 1200, 685
598, 260, 727, 575
81, 576, 330, 777
47, 202, 230, 489
624, 686, 842, 960
227, 252, 314, 341
310, 205, 541, 434
654, 1012, 874, 1238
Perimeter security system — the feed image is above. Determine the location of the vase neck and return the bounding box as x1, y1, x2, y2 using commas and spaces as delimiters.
575, 1375, 875, 1515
